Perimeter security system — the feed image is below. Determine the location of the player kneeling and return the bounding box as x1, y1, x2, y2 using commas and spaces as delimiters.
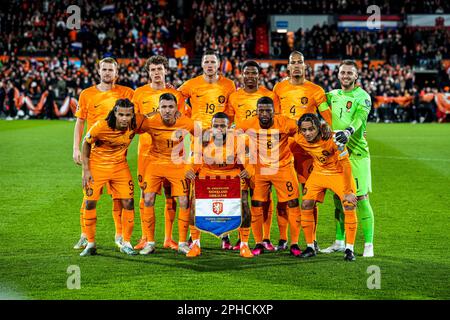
185, 113, 254, 258
293, 113, 358, 261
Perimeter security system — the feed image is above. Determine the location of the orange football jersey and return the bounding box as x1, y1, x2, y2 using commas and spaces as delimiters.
178, 75, 236, 129
191, 134, 246, 175
236, 115, 297, 169
132, 85, 185, 157
293, 133, 349, 175
273, 79, 327, 120
136, 113, 194, 164
227, 86, 280, 127
75, 84, 134, 130
85, 119, 136, 168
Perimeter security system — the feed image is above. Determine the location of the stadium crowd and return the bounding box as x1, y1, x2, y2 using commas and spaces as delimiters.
1, 0, 449, 122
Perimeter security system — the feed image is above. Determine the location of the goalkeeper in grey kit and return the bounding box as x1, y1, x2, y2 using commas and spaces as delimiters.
322, 60, 375, 257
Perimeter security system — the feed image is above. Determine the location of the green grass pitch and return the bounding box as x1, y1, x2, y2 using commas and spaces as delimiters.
0, 120, 449, 300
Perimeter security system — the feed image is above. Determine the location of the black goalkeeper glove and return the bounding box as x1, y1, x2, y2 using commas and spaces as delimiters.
334, 127, 354, 146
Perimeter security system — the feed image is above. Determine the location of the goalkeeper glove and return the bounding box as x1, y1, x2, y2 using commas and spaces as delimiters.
334, 127, 354, 146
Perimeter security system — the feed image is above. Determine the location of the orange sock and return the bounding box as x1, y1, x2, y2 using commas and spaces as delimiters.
178, 207, 190, 243
276, 203, 289, 241
239, 227, 251, 243
300, 209, 315, 244
344, 209, 358, 245
164, 197, 177, 240
122, 209, 135, 242
190, 225, 201, 241
288, 206, 301, 245
251, 206, 264, 244
313, 205, 319, 241
263, 200, 273, 240
142, 206, 156, 242
139, 198, 145, 237
83, 208, 97, 243
80, 199, 86, 235
112, 199, 123, 236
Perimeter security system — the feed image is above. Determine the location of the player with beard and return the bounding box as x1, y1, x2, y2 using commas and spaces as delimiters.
184, 112, 254, 258
321, 60, 375, 257
178, 50, 236, 249
273, 51, 332, 253
227, 60, 288, 253
236, 97, 303, 257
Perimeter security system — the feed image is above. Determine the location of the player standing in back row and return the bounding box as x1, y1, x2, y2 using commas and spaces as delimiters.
322, 60, 375, 257
73, 57, 134, 251
132, 55, 184, 252
227, 60, 284, 252
273, 51, 333, 252
178, 49, 236, 249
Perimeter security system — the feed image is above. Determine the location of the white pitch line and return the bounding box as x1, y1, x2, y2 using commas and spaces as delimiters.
371, 155, 450, 162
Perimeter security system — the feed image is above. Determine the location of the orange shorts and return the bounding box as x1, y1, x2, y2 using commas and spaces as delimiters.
290, 141, 314, 184
252, 164, 299, 203
84, 162, 134, 201
144, 163, 189, 197
302, 170, 356, 202
137, 154, 168, 195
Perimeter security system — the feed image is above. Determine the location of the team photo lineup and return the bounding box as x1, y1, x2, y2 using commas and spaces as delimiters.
1, 0, 449, 301
72, 50, 372, 261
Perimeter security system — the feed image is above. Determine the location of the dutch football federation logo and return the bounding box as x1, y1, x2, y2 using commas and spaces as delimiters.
212, 201, 223, 215
346, 101, 353, 111
218, 95, 226, 104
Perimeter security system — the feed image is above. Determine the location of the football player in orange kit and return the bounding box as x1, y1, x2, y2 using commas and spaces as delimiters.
236, 97, 303, 257
293, 113, 358, 261
132, 55, 185, 252
273, 51, 333, 253
80, 98, 139, 256
138, 93, 195, 255
228, 60, 286, 252
184, 112, 254, 258
73, 57, 134, 251
178, 49, 236, 249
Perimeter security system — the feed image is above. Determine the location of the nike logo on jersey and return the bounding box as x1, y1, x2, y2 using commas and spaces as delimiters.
280, 97, 286, 100
196, 94, 205, 98
142, 100, 151, 104
238, 104, 245, 108
94, 104, 101, 108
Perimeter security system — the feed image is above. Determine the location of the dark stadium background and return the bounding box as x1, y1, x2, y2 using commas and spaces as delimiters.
0, 0, 449, 302
1, 0, 449, 123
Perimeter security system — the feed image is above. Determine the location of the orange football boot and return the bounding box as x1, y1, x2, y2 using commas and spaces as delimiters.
163, 238, 178, 250
240, 244, 254, 258
134, 237, 147, 250
186, 243, 201, 258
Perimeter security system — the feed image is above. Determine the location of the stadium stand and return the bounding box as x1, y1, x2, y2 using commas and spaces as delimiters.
0, 0, 449, 122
